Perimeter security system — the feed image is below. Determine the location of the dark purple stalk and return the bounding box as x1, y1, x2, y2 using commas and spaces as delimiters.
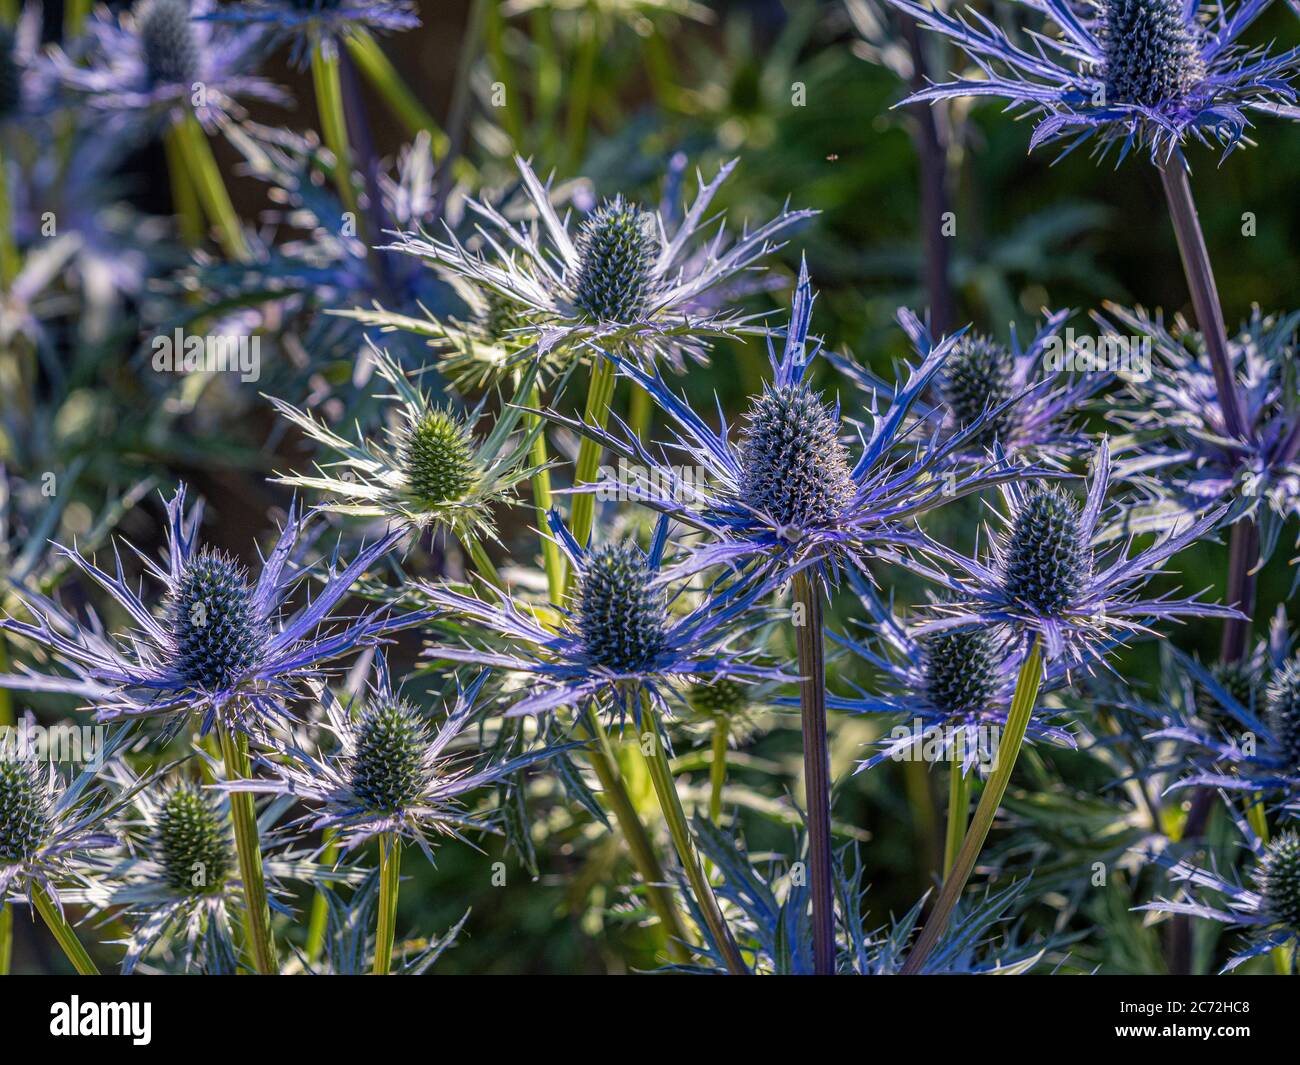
793, 571, 835, 975
900, 14, 955, 335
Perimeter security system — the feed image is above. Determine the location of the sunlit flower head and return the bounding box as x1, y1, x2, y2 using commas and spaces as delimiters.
0, 485, 411, 735
383, 155, 814, 370
890, 0, 1300, 162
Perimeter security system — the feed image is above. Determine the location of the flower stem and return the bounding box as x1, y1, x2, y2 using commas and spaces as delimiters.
63, 0, 91, 35
163, 122, 204, 247
708, 721, 728, 824
312, 44, 360, 224
171, 113, 250, 262
943, 758, 970, 880
792, 570, 835, 976
638, 697, 749, 974
484, 0, 524, 146
304, 828, 338, 964
0, 901, 12, 975
0, 142, 19, 288
582, 708, 693, 962
563, 10, 600, 171
344, 30, 449, 157
32, 882, 98, 975
218, 725, 278, 974
373, 834, 401, 975
901, 636, 1042, 975
464, 533, 506, 590
1158, 162, 1248, 441
1220, 518, 1258, 664
527, 383, 565, 603
566, 356, 617, 581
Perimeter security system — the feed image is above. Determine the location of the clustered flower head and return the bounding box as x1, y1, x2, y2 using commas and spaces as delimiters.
201, 0, 421, 66
890, 0, 1300, 161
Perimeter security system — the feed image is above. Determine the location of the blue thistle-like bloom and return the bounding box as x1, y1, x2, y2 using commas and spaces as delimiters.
415, 511, 787, 726
218, 655, 569, 862
200, 0, 419, 67
0, 485, 415, 735
542, 262, 1047, 588
383, 155, 815, 371
49, 0, 287, 132
1102, 303, 1300, 566
833, 308, 1105, 463
889, 0, 1300, 161
1138, 803, 1300, 971
907, 437, 1239, 664
827, 573, 1075, 773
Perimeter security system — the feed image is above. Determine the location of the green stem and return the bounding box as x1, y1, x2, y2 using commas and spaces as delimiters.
531, 10, 562, 159
0, 902, 11, 975
63, 0, 90, 35
527, 384, 566, 602
639, 697, 749, 974
0, 141, 19, 288
345, 31, 450, 157
373, 834, 401, 975
943, 758, 970, 880
566, 356, 617, 586
563, 11, 600, 171
218, 725, 278, 974
32, 882, 98, 975
163, 123, 204, 248
304, 828, 338, 965
464, 534, 506, 591
793, 571, 836, 976
312, 44, 360, 223
171, 113, 250, 262
901, 636, 1042, 974
582, 708, 693, 963
708, 721, 728, 824
484, 0, 523, 145
628, 381, 652, 443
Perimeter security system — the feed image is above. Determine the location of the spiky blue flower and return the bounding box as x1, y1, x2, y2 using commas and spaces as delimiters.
0, 485, 415, 735
889, 0, 1300, 161
415, 511, 786, 726
832, 308, 1104, 463
49, 0, 286, 132
828, 573, 1075, 773
541, 263, 1046, 588
383, 155, 815, 371
218, 655, 569, 862
906, 437, 1239, 664
1102, 303, 1300, 566
1138, 803, 1300, 971
200, 0, 419, 67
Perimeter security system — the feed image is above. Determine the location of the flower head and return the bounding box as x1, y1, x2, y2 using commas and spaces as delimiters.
543, 263, 1043, 587
416, 511, 785, 726
51, 0, 286, 131
907, 437, 1238, 664
200, 0, 419, 66
220, 655, 568, 861
890, 0, 1300, 161
268, 346, 548, 544
383, 155, 814, 370
0, 485, 412, 735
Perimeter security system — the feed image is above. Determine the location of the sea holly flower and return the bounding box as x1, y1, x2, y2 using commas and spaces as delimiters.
1101, 303, 1300, 562
267, 345, 550, 546
905, 437, 1238, 665
1138, 805, 1300, 971
832, 308, 1105, 464
0, 485, 411, 736
543, 263, 1042, 587
383, 154, 815, 369
415, 511, 785, 727
218, 655, 571, 862
73, 767, 363, 973
888, 0, 1300, 161
202, 0, 420, 66
827, 573, 1076, 774
49, 0, 286, 132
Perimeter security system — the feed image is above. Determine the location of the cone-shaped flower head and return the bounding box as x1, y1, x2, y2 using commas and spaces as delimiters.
572, 197, 661, 324
139, 0, 203, 88
168, 548, 268, 692
0, 757, 50, 863
400, 409, 480, 509
349, 695, 433, 814
155, 783, 233, 896
1002, 486, 1093, 615
1100, 0, 1206, 108
576, 542, 670, 673
920, 627, 1003, 719
940, 334, 1019, 444
1255, 830, 1300, 930
1266, 657, 1300, 771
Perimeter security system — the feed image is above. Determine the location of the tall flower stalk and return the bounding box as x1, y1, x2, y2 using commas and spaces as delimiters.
218, 723, 278, 973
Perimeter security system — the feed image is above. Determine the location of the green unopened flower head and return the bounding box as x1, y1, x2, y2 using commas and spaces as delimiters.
156, 783, 233, 896
0, 758, 50, 864
572, 197, 660, 323
401, 408, 481, 509
1003, 487, 1092, 615
350, 695, 432, 813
